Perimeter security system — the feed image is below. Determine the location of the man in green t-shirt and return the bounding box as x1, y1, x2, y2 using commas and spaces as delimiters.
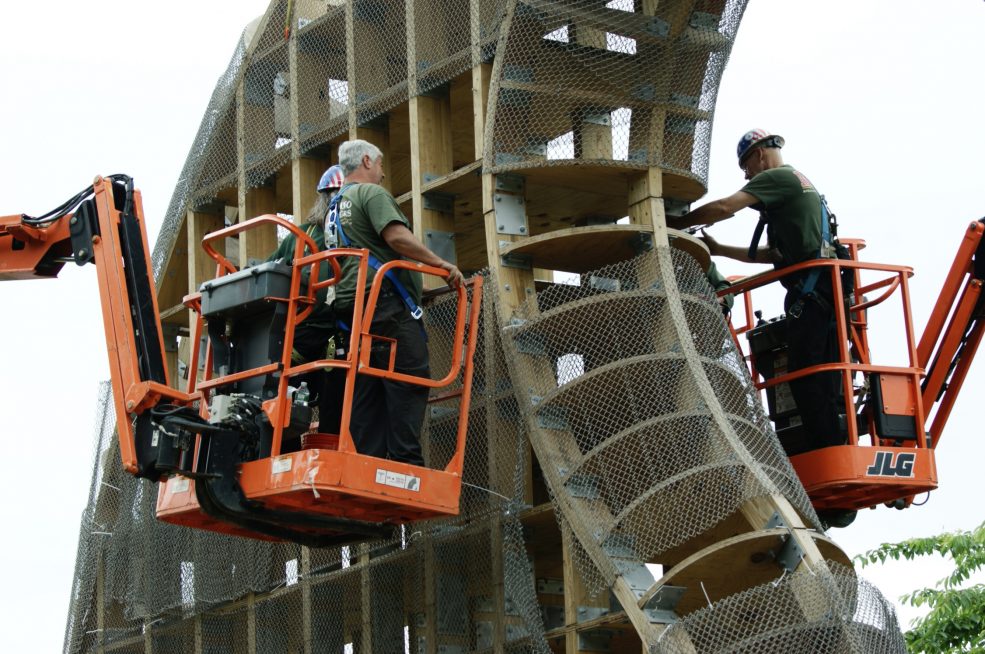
332, 139, 464, 467
669, 130, 844, 468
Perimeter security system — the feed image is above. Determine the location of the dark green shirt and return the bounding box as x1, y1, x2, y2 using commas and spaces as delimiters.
266, 222, 334, 328
333, 183, 423, 309
706, 261, 734, 310
741, 164, 823, 266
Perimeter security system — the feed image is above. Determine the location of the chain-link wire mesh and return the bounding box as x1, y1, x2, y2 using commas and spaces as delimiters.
350, 0, 409, 128
296, 2, 351, 154
658, 562, 907, 654
153, 32, 246, 280
484, 0, 746, 187
73, 2, 910, 652
63, 272, 552, 654
502, 247, 821, 597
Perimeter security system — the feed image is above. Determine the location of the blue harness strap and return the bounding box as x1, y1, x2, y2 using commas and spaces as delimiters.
798, 199, 832, 298
327, 184, 424, 320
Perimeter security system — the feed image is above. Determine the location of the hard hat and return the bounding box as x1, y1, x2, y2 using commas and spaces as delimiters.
736, 129, 785, 166
317, 164, 345, 193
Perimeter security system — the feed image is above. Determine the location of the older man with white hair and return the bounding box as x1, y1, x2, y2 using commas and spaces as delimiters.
330, 139, 463, 467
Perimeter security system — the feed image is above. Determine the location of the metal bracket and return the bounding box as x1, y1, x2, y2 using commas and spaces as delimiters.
582, 112, 611, 126
588, 275, 621, 292
776, 533, 803, 572
614, 560, 657, 599
422, 192, 455, 214
424, 229, 457, 265
764, 512, 802, 572
631, 83, 656, 102
515, 329, 546, 356
494, 193, 528, 235
689, 11, 721, 31
501, 251, 533, 270
670, 93, 699, 109
430, 406, 457, 420
631, 232, 654, 254
602, 532, 636, 558
475, 622, 493, 650
641, 585, 685, 624
577, 605, 610, 623
537, 404, 569, 431
663, 198, 691, 218
666, 117, 698, 135
577, 629, 614, 652
540, 605, 565, 629
536, 577, 565, 595
565, 474, 600, 500
495, 174, 527, 195
505, 623, 528, 641
645, 17, 670, 38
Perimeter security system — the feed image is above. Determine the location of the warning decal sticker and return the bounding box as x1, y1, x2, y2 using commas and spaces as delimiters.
375, 469, 421, 492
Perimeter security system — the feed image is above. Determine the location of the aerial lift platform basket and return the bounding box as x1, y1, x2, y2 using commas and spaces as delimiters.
0, 176, 483, 546
725, 223, 984, 512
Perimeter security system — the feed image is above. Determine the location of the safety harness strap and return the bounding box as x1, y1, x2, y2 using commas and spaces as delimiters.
327, 184, 423, 319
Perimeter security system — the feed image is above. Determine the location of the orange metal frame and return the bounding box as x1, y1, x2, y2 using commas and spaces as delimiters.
724, 226, 983, 511
2, 178, 198, 475
3, 183, 483, 543
156, 215, 484, 539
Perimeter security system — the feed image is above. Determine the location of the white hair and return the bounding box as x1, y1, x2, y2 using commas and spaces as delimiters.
338, 139, 383, 175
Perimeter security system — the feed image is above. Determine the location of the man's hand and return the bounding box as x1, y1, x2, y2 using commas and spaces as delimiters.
440, 261, 465, 289
699, 228, 719, 256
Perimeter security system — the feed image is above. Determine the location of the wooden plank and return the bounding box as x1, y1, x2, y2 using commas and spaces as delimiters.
157, 218, 190, 332
292, 156, 327, 222
186, 209, 224, 299
238, 185, 277, 268
410, 93, 456, 290
448, 71, 476, 168
499, 224, 653, 274
562, 526, 609, 654
472, 63, 491, 160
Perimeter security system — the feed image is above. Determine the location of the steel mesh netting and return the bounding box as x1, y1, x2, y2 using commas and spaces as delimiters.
244, 40, 294, 189
349, 0, 409, 128
153, 33, 246, 280
296, 2, 350, 154
412, 0, 472, 97
483, 0, 747, 185
658, 562, 906, 654
501, 247, 820, 596
63, 272, 554, 653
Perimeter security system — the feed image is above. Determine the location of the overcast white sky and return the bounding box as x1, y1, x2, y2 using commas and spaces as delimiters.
0, 1, 983, 651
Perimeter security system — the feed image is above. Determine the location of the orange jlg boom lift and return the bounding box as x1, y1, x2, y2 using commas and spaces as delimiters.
727, 222, 985, 513
0, 175, 482, 546
1, 175, 982, 543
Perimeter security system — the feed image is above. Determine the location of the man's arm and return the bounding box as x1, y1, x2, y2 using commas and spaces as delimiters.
700, 228, 772, 264
670, 190, 759, 230
381, 222, 465, 288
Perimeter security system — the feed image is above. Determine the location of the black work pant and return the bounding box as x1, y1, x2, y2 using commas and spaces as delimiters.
341, 295, 429, 466
785, 287, 844, 449
291, 324, 345, 435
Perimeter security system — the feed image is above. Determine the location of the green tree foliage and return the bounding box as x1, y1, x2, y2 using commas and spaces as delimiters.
857, 521, 985, 653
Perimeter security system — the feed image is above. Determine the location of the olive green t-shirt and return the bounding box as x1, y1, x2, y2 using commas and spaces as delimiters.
266, 222, 334, 328
333, 183, 423, 309
741, 164, 823, 266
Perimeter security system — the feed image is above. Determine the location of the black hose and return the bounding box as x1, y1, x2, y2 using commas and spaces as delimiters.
21, 174, 132, 226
